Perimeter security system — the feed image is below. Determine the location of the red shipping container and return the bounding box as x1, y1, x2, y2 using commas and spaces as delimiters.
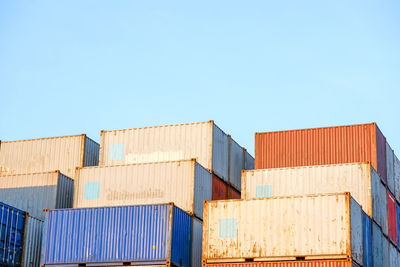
212, 175, 228, 200
387, 190, 397, 245
255, 123, 387, 184
228, 186, 241, 199
204, 259, 359, 267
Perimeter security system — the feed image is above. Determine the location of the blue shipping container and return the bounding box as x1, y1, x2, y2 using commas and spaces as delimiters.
397, 202, 400, 248
40, 203, 191, 267
362, 211, 372, 267
372, 221, 383, 267
0, 202, 26, 267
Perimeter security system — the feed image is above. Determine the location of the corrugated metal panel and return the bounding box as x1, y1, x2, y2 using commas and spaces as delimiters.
192, 217, 203, 267
389, 241, 398, 267
203, 193, 363, 265
387, 191, 397, 244
382, 236, 389, 267
0, 134, 96, 179
0, 171, 74, 220
41, 204, 192, 267
212, 123, 229, 182
387, 142, 395, 194
204, 259, 357, 267
74, 160, 211, 219
372, 221, 382, 267
243, 149, 254, 171
227, 186, 240, 199
394, 154, 400, 202
228, 137, 244, 191
212, 175, 228, 200
83, 136, 100, 167
379, 178, 388, 236
22, 216, 43, 267
396, 202, 400, 248
362, 211, 372, 267
255, 123, 388, 183
242, 162, 375, 218
0, 202, 26, 267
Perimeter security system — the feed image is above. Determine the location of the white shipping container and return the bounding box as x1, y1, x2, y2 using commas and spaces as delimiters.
0, 134, 99, 179
394, 154, 400, 203
0, 171, 73, 220
74, 159, 212, 219
242, 163, 386, 227
387, 142, 395, 195
202, 193, 363, 265
23, 216, 43, 267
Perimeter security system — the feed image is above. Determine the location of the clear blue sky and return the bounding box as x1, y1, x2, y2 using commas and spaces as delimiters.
1, 1, 399, 155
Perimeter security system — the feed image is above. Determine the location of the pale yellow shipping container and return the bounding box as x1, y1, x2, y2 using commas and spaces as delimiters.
202, 193, 363, 265
0, 134, 99, 179
242, 163, 386, 224
74, 159, 212, 219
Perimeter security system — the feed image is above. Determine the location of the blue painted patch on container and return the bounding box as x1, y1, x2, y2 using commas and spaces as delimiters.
396, 202, 400, 248
362, 211, 372, 267
84, 182, 100, 200
109, 144, 124, 161
255, 185, 271, 198
219, 218, 237, 238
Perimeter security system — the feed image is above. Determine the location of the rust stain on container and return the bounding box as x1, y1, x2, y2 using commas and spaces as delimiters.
255, 123, 387, 183
204, 259, 359, 267
212, 175, 229, 200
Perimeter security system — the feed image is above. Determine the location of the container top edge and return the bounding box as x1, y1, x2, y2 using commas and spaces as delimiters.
2, 133, 86, 143
78, 158, 198, 170
244, 162, 372, 173
0, 170, 65, 177
101, 120, 213, 133
48, 202, 178, 212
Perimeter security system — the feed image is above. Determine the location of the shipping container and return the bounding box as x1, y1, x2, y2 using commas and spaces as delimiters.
99, 121, 252, 187
372, 221, 383, 267
22, 216, 43, 267
362, 211, 372, 267
227, 186, 240, 199
395, 154, 400, 202
397, 202, 400, 248
387, 142, 395, 195
0, 171, 73, 220
389, 241, 398, 267
40, 204, 197, 267
202, 193, 363, 265
387, 191, 397, 245
243, 149, 254, 172
74, 159, 211, 219
228, 136, 244, 191
212, 175, 228, 200
0, 202, 26, 267
242, 162, 386, 228
255, 123, 387, 183
0, 134, 99, 179
382, 236, 389, 267
203, 259, 360, 267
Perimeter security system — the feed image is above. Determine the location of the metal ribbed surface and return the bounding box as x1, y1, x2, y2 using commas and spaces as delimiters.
394, 154, 400, 202
397, 202, 400, 248
212, 175, 228, 200
242, 162, 378, 219
204, 259, 358, 267
382, 236, 389, 267
387, 142, 395, 194
228, 138, 244, 191
74, 160, 212, 219
191, 217, 202, 267
255, 123, 388, 183
212, 124, 229, 182
0, 134, 98, 179
362, 212, 372, 267
0, 202, 26, 267
203, 193, 362, 265
243, 150, 254, 171
0, 171, 73, 220
387, 191, 397, 244
372, 221, 382, 267
41, 204, 194, 266
389, 242, 398, 267
22, 216, 43, 267
83, 136, 100, 167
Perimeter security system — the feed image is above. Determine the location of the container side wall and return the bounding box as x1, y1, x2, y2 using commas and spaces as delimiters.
193, 162, 212, 219
387, 142, 395, 194
397, 202, 400, 248
75, 160, 205, 219
191, 217, 203, 267
0, 172, 60, 220
382, 236, 389, 267
42, 205, 171, 265
244, 150, 254, 171
389, 242, 398, 267
375, 125, 387, 183
228, 138, 244, 191
171, 207, 191, 267
22, 216, 43, 267
0, 135, 84, 179
394, 154, 400, 202
83, 137, 100, 167
243, 163, 372, 217
372, 221, 383, 267
380, 179, 388, 236
387, 191, 397, 244
227, 186, 240, 199
55, 173, 74, 209
371, 167, 384, 229
212, 124, 229, 182
350, 197, 363, 266
204, 259, 355, 267
212, 175, 228, 200
362, 211, 372, 267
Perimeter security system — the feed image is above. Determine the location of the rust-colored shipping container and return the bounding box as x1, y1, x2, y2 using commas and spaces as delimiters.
387, 190, 397, 245
204, 259, 360, 267
255, 123, 387, 183
212, 175, 228, 200
228, 186, 240, 199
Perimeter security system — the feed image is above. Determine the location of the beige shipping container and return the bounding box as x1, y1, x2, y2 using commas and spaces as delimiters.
74, 159, 212, 219
0, 171, 74, 220
0, 134, 99, 179
202, 193, 363, 265
99, 121, 253, 187
241, 163, 386, 224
